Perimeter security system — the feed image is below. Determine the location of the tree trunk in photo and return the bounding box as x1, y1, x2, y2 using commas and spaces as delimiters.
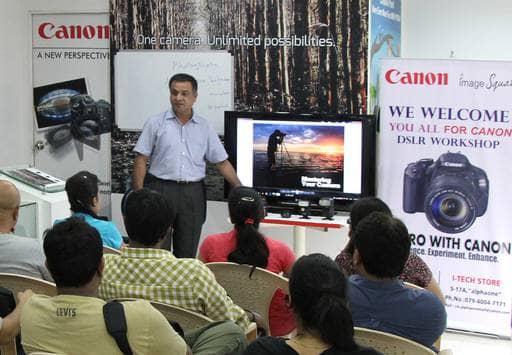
318, 0, 328, 112
126, 0, 134, 49
328, 0, 339, 111
339, 0, 352, 113
292, 0, 310, 112
255, 0, 267, 109
358, 0, 369, 113
267, 0, 282, 110
279, 0, 291, 109
349, 0, 362, 113
307, 5, 319, 110
246, 0, 257, 107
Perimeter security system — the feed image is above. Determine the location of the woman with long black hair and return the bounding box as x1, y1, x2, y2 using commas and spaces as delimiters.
199, 186, 295, 336
243, 254, 382, 355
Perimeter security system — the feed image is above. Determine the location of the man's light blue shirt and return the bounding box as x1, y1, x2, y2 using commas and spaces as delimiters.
133, 109, 228, 182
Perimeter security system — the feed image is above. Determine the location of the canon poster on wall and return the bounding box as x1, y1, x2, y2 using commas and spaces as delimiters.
377, 58, 512, 336
32, 13, 112, 215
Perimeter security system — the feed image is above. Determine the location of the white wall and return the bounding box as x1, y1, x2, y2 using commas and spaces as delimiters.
402, 0, 512, 60
0, 0, 108, 168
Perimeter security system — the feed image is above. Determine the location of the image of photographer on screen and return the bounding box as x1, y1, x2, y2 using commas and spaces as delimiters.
403, 152, 489, 234
253, 123, 344, 190
267, 129, 286, 170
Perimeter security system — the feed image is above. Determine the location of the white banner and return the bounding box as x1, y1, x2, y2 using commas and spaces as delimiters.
377, 58, 512, 337
32, 13, 112, 215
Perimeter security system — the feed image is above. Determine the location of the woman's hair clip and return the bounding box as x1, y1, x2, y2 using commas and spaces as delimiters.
244, 218, 255, 225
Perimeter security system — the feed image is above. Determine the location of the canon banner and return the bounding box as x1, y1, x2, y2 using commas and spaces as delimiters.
377, 58, 512, 337
32, 13, 112, 215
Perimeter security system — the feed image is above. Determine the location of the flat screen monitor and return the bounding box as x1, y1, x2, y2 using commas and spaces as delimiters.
224, 111, 376, 211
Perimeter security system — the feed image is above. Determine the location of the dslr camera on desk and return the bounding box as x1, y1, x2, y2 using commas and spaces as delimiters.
403, 151, 489, 234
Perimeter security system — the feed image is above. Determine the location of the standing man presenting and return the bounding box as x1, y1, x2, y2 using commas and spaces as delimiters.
133, 73, 241, 258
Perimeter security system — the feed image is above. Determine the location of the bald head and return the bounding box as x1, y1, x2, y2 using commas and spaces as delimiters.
0, 180, 20, 231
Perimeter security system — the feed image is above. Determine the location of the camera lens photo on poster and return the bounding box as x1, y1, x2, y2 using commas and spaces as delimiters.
34, 78, 113, 160
403, 151, 489, 234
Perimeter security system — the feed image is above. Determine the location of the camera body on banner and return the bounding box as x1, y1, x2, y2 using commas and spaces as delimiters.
70, 94, 111, 138
403, 152, 489, 234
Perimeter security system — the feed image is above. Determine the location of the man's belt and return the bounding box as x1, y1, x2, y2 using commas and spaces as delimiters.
148, 174, 203, 184
166, 179, 202, 184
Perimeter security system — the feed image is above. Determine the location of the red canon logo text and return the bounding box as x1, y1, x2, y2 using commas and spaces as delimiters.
38, 22, 110, 39
385, 69, 448, 86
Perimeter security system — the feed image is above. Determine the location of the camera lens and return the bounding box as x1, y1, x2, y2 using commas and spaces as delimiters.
440, 197, 465, 218
425, 189, 476, 234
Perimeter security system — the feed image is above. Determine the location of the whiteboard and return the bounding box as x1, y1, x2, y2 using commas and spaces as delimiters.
114, 50, 233, 133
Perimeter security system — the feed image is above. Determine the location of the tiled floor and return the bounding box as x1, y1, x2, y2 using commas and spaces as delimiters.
443, 330, 512, 354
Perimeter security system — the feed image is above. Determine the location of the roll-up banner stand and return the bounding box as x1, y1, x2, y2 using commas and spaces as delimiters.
377, 57, 512, 337
32, 13, 112, 215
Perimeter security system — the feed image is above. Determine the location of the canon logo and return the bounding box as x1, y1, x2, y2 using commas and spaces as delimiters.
385, 69, 448, 86
442, 162, 464, 167
38, 22, 110, 40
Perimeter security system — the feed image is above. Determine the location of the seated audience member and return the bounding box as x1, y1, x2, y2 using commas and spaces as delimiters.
0, 180, 52, 280
22, 218, 246, 355
56, 171, 123, 249
243, 254, 382, 355
0, 289, 33, 345
347, 212, 447, 349
99, 188, 251, 331
335, 197, 444, 302
199, 186, 296, 336
21, 218, 186, 354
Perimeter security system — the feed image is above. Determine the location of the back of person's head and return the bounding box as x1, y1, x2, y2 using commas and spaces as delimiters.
346, 197, 392, 254
289, 253, 357, 351
168, 73, 198, 92
43, 217, 102, 288
352, 212, 410, 278
349, 197, 392, 230
65, 171, 99, 213
227, 186, 269, 268
0, 180, 20, 225
124, 188, 172, 246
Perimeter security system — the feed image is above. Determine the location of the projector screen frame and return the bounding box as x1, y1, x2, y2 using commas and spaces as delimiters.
224, 111, 376, 212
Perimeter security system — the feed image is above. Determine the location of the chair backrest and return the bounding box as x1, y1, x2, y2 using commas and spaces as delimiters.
205, 262, 289, 336
103, 245, 121, 255
403, 281, 423, 290
149, 300, 214, 330
0, 273, 57, 298
111, 297, 257, 342
0, 273, 57, 355
110, 297, 213, 330
354, 327, 436, 355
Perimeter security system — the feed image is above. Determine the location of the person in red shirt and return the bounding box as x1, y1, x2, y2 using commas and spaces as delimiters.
199, 186, 295, 336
